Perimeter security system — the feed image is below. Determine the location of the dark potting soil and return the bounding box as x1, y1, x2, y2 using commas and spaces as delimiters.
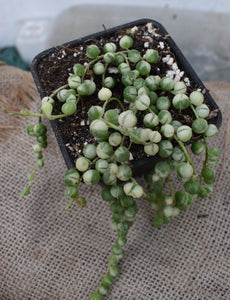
35, 22, 219, 166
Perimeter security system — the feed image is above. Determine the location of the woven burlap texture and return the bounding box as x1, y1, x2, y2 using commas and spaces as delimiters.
0, 79, 229, 300
0, 62, 38, 144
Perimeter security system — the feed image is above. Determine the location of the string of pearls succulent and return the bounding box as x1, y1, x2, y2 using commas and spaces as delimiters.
56, 34, 219, 299
5, 29, 220, 300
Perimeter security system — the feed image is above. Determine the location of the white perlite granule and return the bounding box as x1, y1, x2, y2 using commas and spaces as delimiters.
184, 77, 191, 86
142, 35, 153, 43
172, 63, 178, 71
166, 70, 175, 79
108, 67, 119, 74
162, 54, 186, 81
179, 71, 185, 77
146, 22, 160, 37
158, 42, 164, 49
130, 26, 138, 34
146, 22, 153, 33
167, 57, 174, 66
162, 55, 171, 63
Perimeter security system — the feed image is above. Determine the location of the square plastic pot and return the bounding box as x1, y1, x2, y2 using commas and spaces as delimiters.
31, 18, 222, 176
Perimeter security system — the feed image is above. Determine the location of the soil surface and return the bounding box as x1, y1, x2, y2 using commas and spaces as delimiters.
34, 22, 219, 171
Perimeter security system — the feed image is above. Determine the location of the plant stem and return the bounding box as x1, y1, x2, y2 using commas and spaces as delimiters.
147, 106, 157, 115
119, 52, 130, 65
131, 177, 138, 185
190, 104, 200, 119
3, 109, 45, 118
174, 135, 195, 172
102, 97, 125, 113
102, 62, 109, 85
64, 198, 75, 211
49, 114, 68, 120
104, 120, 149, 146
83, 55, 105, 78
19, 160, 39, 198
50, 84, 69, 98
127, 139, 132, 149
3, 108, 68, 121
199, 134, 209, 184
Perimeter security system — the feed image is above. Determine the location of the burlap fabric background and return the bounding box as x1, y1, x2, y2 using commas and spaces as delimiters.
0, 65, 229, 300
0, 62, 38, 144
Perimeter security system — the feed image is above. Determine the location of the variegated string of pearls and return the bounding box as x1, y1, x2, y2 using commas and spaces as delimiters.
19, 34, 219, 299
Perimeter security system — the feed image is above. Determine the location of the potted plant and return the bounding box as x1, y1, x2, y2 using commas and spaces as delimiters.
4, 19, 222, 299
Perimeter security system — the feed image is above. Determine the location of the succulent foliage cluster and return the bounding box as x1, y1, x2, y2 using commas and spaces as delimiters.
4, 31, 220, 299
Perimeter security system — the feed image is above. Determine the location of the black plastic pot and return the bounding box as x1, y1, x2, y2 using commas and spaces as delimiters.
31, 18, 222, 176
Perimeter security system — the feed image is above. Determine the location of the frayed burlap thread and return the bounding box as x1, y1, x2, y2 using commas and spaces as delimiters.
0, 81, 229, 300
